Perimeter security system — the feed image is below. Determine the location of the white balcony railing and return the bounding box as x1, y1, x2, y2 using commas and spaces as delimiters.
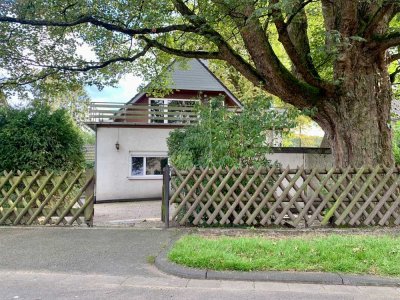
88, 102, 199, 125
88, 102, 242, 125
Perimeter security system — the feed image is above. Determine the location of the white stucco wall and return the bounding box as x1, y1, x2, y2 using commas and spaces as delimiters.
267, 152, 333, 168
96, 127, 173, 201
267, 153, 305, 167
95, 127, 333, 201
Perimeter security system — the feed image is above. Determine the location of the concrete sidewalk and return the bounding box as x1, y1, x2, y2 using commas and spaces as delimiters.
2, 269, 400, 300
0, 227, 399, 299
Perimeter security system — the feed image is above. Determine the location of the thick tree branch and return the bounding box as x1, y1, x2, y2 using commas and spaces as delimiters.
338, 0, 359, 36
222, 1, 327, 108
285, 0, 316, 26
171, 0, 268, 90
140, 37, 221, 59
0, 70, 59, 88
371, 31, 400, 51
270, 0, 334, 93
321, 0, 337, 32
388, 52, 400, 63
363, 2, 396, 37
1, 45, 152, 87
0, 15, 198, 36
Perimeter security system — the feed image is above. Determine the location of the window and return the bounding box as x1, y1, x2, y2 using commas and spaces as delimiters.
130, 156, 168, 177
149, 98, 198, 124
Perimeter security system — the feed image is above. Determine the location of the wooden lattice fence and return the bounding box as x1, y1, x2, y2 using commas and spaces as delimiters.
0, 170, 95, 226
166, 166, 400, 228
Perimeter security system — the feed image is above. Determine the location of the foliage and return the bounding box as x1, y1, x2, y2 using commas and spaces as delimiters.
393, 122, 400, 164
0, 1, 397, 99
282, 114, 323, 147
167, 96, 298, 169
0, 90, 7, 107
0, 104, 85, 171
169, 234, 400, 277
81, 130, 96, 145
31, 79, 92, 125
1, 1, 400, 165
283, 134, 323, 147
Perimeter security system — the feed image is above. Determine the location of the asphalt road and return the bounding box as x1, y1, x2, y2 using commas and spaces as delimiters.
0, 227, 399, 300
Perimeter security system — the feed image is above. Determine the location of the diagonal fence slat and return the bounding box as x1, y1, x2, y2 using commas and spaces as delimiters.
275, 168, 317, 226
168, 165, 400, 228
295, 167, 335, 226
323, 166, 367, 225
0, 170, 95, 226
242, 166, 277, 225
260, 167, 302, 225
200, 167, 236, 225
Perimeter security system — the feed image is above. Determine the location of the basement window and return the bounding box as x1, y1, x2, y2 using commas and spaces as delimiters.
130, 156, 168, 177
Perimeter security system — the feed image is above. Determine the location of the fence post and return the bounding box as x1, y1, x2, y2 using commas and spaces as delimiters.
162, 165, 170, 228
84, 169, 95, 227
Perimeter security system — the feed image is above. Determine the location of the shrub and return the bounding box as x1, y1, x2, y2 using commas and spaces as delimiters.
167, 96, 298, 169
0, 104, 85, 171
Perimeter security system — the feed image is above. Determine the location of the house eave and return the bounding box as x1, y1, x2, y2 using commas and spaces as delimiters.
85, 122, 187, 130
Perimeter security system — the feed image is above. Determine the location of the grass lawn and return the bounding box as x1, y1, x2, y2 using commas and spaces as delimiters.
168, 234, 400, 277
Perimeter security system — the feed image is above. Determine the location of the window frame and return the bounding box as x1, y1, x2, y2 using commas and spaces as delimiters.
128, 153, 168, 179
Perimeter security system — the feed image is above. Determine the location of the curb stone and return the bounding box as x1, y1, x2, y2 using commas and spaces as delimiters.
155, 238, 400, 287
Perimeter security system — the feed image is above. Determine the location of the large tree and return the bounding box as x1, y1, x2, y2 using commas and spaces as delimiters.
1, 0, 400, 167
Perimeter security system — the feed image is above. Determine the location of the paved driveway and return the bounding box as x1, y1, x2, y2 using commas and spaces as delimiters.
94, 200, 164, 227
0, 227, 399, 300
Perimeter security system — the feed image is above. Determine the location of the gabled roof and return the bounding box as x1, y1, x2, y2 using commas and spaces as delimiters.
128, 59, 242, 107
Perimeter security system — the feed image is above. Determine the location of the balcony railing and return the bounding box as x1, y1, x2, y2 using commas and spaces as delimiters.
88, 102, 199, 125
88, 102, 242, 125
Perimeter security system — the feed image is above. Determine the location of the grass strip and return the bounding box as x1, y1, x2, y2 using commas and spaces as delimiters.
168, 234, 400, 277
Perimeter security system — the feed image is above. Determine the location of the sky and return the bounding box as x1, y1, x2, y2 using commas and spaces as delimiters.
85, 74, 142, 103
77, 43, 143, 103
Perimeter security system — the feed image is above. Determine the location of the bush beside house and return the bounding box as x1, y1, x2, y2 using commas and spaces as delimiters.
167, 97, 299, 169
0, 104, 85, 171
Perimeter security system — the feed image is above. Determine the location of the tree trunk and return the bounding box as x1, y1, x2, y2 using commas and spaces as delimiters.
318, 48, 394, 167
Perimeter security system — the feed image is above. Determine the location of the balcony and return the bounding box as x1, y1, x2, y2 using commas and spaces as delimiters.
87, 101, 241, 127
87, 102, 200, 126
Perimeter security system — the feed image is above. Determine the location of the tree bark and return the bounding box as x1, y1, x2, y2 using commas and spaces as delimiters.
317, 48, 393, 167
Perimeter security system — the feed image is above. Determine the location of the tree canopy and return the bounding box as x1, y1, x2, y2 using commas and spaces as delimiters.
1, 1, 400, 166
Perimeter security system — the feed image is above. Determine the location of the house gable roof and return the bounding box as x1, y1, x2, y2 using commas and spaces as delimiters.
128, 59, 242, 107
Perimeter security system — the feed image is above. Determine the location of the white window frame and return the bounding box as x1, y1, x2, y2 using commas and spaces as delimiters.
128, 153, 168, 179
148, 98, 199, 124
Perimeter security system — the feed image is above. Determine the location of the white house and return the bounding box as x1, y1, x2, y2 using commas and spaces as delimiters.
87, 59, 243, 201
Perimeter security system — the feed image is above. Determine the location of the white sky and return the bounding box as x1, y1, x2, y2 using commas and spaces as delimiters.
85, 74, 142, 103
77, 43, 142, 103
298, 122, 324, 137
